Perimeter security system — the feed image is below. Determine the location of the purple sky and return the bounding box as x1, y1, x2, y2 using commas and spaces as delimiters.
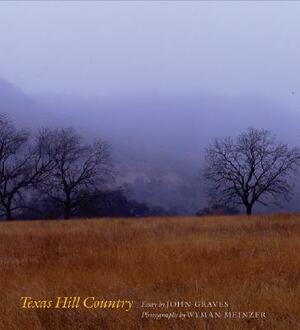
0, 2, 299, 111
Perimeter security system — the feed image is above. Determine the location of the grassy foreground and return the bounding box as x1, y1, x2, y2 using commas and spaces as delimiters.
0, 214, 300, 329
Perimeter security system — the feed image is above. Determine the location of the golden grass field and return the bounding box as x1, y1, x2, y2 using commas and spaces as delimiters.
0, 214, 300, 330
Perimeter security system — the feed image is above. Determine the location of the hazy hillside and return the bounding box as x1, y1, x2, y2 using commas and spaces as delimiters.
2, 77, 300, 214
0, 78, 41, 127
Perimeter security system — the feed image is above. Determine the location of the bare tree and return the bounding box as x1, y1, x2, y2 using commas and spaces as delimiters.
38, 127, 113, 219
204, 128, 300, 215
0, 115, 52, 220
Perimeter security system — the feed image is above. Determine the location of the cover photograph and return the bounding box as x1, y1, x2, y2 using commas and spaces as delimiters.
0, 1, 299, 329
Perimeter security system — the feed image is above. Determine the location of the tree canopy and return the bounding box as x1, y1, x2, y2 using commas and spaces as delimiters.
204, 128, 300, 215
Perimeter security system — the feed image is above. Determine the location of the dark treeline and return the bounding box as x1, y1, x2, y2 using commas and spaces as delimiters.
0, 114, 171, 220
1, 113, 300, 220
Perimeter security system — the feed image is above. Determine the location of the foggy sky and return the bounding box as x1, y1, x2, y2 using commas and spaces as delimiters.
1, 2, 300, 213
1, 1, 300, 111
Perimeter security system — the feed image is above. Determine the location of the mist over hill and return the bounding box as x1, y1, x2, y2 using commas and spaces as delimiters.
1, 77, 300, 214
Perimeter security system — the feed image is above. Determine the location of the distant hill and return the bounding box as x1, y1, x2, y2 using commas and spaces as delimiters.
1, 77, 300, 214
0, 78, 56, 129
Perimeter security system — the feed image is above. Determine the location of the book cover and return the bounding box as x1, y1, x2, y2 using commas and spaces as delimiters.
0, 2, 299, 329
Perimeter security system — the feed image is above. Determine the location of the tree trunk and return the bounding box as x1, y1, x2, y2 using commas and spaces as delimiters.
5, 206, 12, 220
64, 204, 71, 220
3, 198, 13, 220
246, 205, 252, 216
64, 195, 72, 219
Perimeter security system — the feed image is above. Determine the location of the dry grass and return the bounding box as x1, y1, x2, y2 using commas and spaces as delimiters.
0, 214, 300, 329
